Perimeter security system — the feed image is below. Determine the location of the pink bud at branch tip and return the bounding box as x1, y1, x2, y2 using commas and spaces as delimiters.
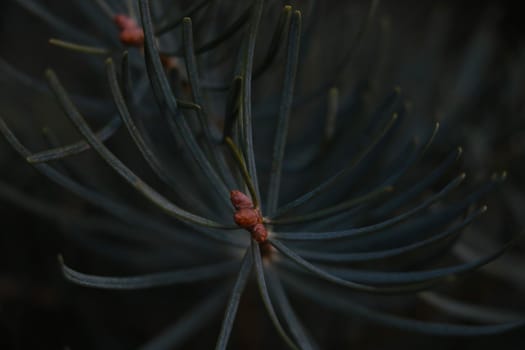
251, 224, 268, 243
113, 14, 144, 47
230, 190, 268, 243
234, 208, 260, 228
230, 190, 254, 209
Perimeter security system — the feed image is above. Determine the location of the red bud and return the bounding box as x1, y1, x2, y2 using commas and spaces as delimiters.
251, 223, 268, 243
234, 208, 259, 228
119, 28, 144, 47
230, 190, 253, 210
114, 14, 137, 30
114, 14, 144, 47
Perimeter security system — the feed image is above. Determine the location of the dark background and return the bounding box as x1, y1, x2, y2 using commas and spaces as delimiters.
0, 0, 524, 349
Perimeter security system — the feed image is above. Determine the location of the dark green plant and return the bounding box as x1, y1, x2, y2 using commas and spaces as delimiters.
1, 0, 524, 349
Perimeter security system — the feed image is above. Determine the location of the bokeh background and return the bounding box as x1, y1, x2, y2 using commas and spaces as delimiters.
0, 0, 524, 349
